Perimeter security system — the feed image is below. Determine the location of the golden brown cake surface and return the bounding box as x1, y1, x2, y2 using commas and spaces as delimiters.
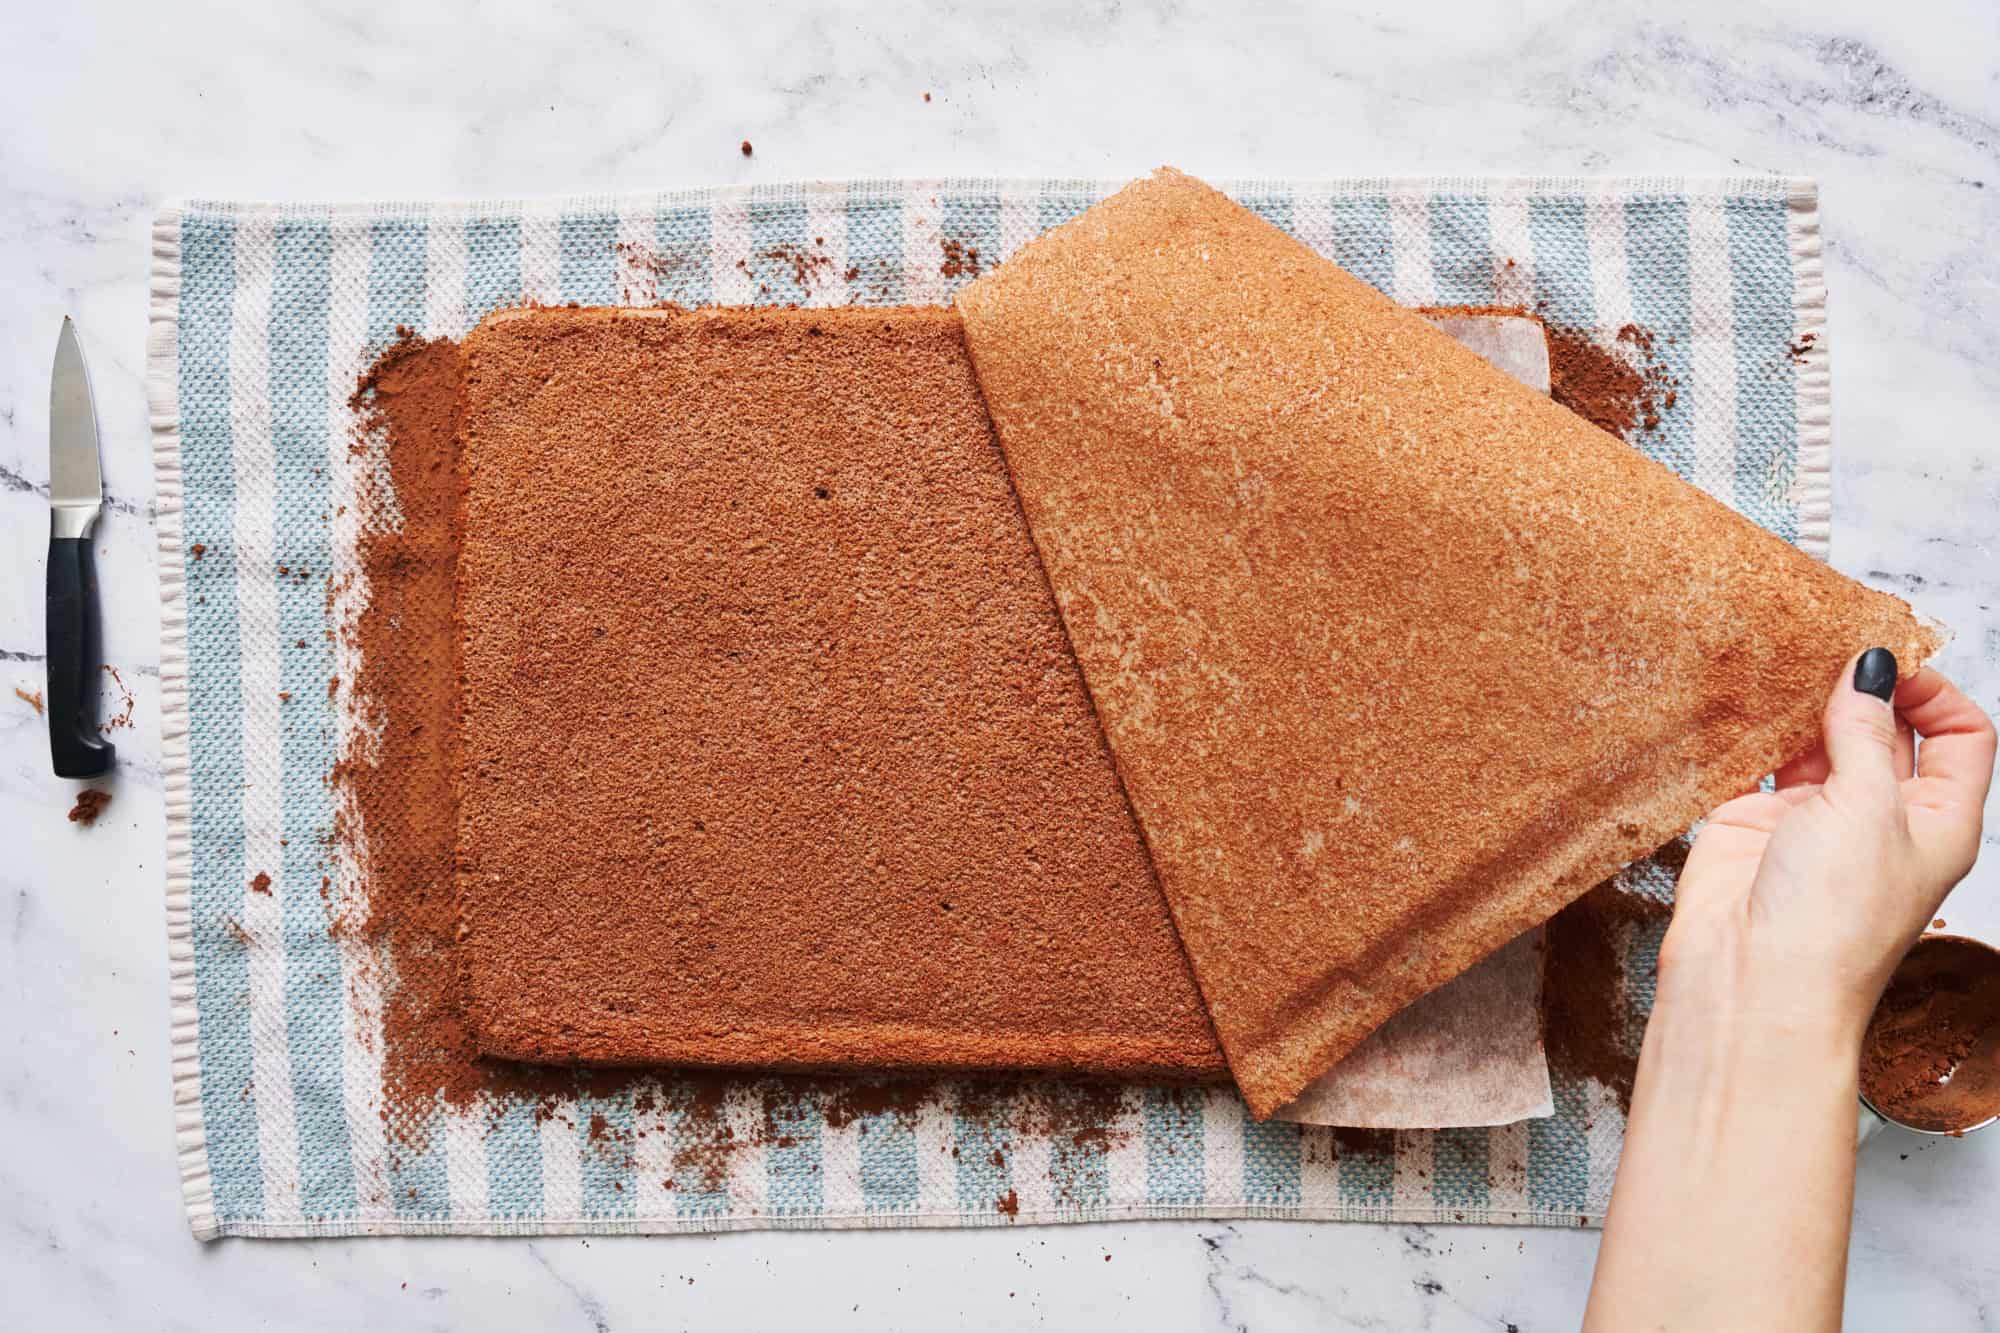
454, 304, 1225, 1079
955, 168, 1940, 1117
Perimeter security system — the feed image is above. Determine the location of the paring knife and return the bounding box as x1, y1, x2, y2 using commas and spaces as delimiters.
48, 317, 115, 778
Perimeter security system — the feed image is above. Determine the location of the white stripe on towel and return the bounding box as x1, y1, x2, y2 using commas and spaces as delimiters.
803, 186, 850, 308
518, 208, 561, 307
710, 192, 754, 305
1392, 1129, 1435, 1215
423, 206, 468, 339
538, 1100, 583, 1221
1388, 192, 1436, 306
615, 196, 657, 304
1201, 1088, 1245, 1205
1686, 194, 1741, 505
1485, 190, 1536, 308
901, 182, 946, 308
1584, 191, 1635, 336
444, 1096, 491, 1222
227, 218, 301, 1225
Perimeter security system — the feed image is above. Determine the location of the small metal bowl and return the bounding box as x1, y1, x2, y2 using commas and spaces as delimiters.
1858, 933, 2000, 1142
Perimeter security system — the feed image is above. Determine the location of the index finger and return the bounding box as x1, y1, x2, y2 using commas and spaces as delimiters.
1898, 667, 1999, 801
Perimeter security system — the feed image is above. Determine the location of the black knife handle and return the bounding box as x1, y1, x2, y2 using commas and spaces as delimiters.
48, 535, 115, 778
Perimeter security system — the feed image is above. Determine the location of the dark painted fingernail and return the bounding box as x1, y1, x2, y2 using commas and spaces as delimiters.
1853, 647, 1897, 702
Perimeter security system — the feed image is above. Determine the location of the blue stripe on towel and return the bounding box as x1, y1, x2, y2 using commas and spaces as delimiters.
1143, 1087, 1204, 1206
578, 1087, 637, 1219
486, 1099, 545, 1219
560, 210, 620, 307
1527, 197, 1596, 332
1327, 196, 1397, 297
1242, 1117, 1302, 1206
365, 217, 428, 352
1428, 193, 1495, 307
764, 1084, 825, 1217
1432, 1127, 1491, 1212
465, 214, 523, 321
748, 195, 813, 306
856, 1108, 922, 1214
1529, 1076, 1590, 1216
954, 1087, 1015, 1217
179, 212, 264, 1223
845, 186, 903, 306
1337, 1129, 1394, 1210
652, 200, 713, 306
940, 189, 1002, 299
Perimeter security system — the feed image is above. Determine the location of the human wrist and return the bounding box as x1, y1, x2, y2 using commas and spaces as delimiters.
1653, 917, 1873, 1058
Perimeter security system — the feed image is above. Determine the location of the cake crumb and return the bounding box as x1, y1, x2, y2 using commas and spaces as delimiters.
14, 686, 42, 715
67, 789, 112, 826
739, 139, 753, 157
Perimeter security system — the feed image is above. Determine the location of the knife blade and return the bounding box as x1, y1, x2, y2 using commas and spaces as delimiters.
48, 317, 115, 778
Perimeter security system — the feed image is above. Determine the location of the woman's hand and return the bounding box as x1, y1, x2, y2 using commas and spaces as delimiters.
1588, 651, 1995, 1333
1662, 651, 1996, 1038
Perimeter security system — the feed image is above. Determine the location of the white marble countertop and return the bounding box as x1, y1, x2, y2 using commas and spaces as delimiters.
4, 0, 1997, 1327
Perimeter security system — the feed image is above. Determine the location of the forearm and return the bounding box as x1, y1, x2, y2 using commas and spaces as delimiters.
1585, 935, 1863, 1332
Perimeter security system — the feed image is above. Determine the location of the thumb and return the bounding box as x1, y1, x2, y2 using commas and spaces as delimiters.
1821, 647, 1901, 789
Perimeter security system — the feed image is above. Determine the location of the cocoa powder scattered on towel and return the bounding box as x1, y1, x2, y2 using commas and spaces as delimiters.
1540, 847, 1678, 1115
1419, 304, 1676, 442
940, 238, 982, 279
337, 332, 493, 1120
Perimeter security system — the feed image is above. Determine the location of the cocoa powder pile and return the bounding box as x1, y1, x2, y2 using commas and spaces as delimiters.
1861, 938, 2000, 1133
1419, 305, 1678, 442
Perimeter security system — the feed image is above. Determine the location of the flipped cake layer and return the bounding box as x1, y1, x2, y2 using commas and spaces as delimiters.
955, 168, 1940, 1117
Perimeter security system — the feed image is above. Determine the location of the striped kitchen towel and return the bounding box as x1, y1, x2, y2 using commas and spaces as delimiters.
149, 176, 1831, 1239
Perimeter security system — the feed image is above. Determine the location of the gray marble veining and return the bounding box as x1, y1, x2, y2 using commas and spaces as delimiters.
2, 0, 1996, 1327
